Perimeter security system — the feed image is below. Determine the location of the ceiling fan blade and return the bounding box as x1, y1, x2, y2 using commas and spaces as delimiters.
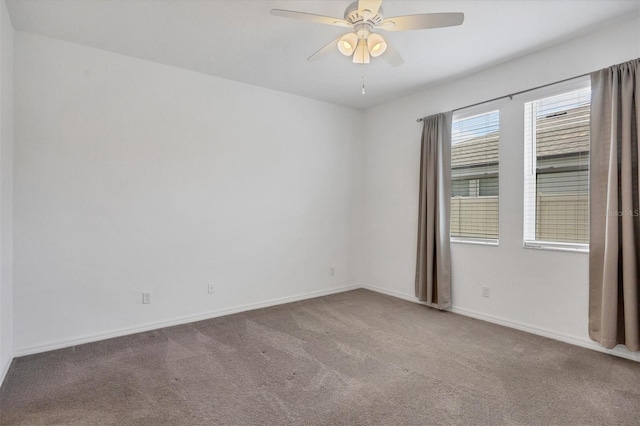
307, 35, 343, 61
379, 38, 404, 67
380, 13, 464, 31
358, 0, 382, 17
270, 9, 351, 28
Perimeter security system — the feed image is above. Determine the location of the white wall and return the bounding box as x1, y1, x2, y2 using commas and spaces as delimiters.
0, 0, 14, 385
13, 32, 363, 354
359, 16, 640, 359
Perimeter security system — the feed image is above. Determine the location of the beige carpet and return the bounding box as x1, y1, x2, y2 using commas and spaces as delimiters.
1, 289, 639, 425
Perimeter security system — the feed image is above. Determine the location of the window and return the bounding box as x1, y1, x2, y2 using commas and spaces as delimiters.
524, 86, 590, 251
450, 110, 499, 243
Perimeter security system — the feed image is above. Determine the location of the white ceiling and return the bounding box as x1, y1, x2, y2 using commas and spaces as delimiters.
6, 0, 640, 110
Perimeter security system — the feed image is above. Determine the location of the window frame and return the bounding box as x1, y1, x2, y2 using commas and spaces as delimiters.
521, 77, 591, 253
450, 103, 502, 246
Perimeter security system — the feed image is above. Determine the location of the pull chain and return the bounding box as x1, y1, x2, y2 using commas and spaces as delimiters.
358, 35, 366, 94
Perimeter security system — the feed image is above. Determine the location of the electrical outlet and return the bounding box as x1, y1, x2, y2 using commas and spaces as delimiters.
330, 267, 335, 276
208, 284, 215, 294
142, 291, 152, 304
482, 286, 490, 298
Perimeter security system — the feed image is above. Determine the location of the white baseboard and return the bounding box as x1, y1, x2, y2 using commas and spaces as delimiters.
13, 283, 640, 363
360, 284, 429, 305
449, 305, 640, 362
361, 284, 640, 363
14, 285, 360, 357
1, 353, 13, 388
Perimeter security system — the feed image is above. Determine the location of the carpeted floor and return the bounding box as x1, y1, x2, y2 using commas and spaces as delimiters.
1, 289, 639, 425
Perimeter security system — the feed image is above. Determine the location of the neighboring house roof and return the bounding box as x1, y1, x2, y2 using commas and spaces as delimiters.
452, 133, 498, 168
536, 104, 590, 158
452, 104, 589, 169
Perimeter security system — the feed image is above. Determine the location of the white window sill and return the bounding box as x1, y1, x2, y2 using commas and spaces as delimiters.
523, 241, 589, 253
451, 238, 499, 246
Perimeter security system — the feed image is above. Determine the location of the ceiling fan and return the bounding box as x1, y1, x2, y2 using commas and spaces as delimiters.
271, 0, 464, 67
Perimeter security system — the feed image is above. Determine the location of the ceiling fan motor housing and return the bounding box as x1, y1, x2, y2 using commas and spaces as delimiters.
344, 1, 384, 26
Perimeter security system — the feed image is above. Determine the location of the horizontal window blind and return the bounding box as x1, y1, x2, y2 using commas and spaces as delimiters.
524, 87, 590, 249
451, 110, 499, 242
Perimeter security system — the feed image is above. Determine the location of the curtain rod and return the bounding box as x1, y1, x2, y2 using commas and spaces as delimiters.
416, 72, 591, 122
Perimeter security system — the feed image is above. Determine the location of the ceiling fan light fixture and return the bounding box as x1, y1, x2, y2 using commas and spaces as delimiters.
353, 38, 370, 64
338, 33, 358, 56
367, 33, 387, 57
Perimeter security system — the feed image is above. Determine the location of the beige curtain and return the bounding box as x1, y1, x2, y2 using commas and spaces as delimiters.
589, 58, 640, 351
415, 112, 452, 309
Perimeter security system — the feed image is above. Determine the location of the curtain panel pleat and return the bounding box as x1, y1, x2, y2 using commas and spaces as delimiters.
589, 58, 640, 351
415, 112, 452, 310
